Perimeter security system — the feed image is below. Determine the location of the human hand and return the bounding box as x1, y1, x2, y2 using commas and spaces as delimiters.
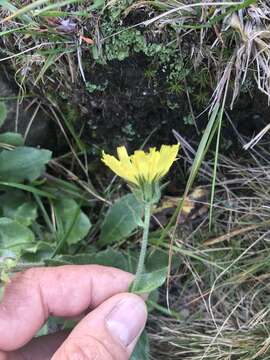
0, 265, 147, 360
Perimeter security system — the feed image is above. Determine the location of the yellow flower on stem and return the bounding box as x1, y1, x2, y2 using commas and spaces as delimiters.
102, 143, 180, 292
101, 144, 180, 187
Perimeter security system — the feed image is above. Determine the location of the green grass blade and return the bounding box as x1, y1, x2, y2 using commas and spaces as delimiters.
0, 181, 56, 198
185, 103, 220, 191
37, 10, 90, 17
2, 0, 49, 22
157, 103, 221, 245
209, 110, 223, 229
34, 53, 59, 85
33, 194, 55, 233
0, 25, 29, 36
51, 202, 82, 257
0, 0, 32, 23
34, 0, 83, 16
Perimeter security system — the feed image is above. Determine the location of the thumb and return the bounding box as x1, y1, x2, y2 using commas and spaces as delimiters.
51, 293, 147, 360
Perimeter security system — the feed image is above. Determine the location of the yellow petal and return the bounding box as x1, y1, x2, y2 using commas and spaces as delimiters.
158, 144, 180, 177
148, 148, 160, 181
116, 146, 135, 175
117, 147, 131, 166
131, 150, 150, 182
102, 152, 138, 184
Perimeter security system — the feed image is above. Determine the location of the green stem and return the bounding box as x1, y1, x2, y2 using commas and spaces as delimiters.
132, 202, 151, 291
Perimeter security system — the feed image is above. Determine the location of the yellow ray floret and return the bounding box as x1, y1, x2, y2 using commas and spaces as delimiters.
102, 144, 180, 186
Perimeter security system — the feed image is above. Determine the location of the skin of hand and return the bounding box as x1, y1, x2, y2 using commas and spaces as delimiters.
0, 265, 148, 360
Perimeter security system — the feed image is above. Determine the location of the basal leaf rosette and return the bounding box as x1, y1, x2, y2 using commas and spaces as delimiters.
101, 144, 180, 203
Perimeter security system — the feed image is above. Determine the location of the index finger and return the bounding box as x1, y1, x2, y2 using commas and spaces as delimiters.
0, 265, 133, 352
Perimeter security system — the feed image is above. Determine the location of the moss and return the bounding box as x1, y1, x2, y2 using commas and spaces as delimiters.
86, 3, 218, 111
102, 29, 184, 91
85, 1, 193, 99
86, 81, 108, 93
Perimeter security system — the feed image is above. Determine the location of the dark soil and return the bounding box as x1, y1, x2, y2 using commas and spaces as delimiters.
71, 53, 190, 152
1, 52, 270, 159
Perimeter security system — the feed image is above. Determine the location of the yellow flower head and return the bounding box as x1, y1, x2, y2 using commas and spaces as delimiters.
101, 144, 180, 186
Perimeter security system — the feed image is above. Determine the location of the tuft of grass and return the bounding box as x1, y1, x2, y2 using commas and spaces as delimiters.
147, 140, 270, 359
1, 0, 269, 106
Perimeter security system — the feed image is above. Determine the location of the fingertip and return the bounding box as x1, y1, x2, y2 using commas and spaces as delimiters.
105, 293, 147, 349
53, 293, 147, 360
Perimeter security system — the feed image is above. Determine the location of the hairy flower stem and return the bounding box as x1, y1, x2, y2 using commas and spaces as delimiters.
132, 202, 151, 291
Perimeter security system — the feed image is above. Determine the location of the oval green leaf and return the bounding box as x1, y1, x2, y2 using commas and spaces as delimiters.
0, 146, 52, 182
46, 248, 128, 270
54, 198, 91, 245
0, 217, 35, 256
132, 267, 167, 294
0, 132, 24, 146
99, 194, 144, 246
